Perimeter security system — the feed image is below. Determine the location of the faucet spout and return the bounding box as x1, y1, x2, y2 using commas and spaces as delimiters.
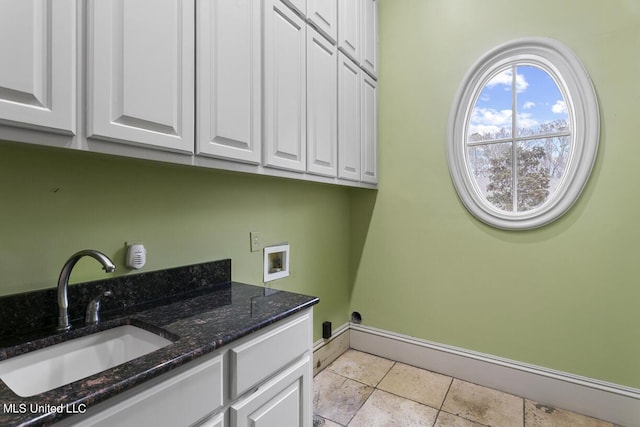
56, 250, 116, 332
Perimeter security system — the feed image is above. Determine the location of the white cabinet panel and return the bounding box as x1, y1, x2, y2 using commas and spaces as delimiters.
361, 73, 377, 184
263, 0, 307, 172
230, 355, 311, 427
307, 0, 337, 43
360, 0, 378, 78
196, 0, 262, 164
0, 0, 75, 134
337, 0, 360, 64
306, 28, 337, 177
69, 353, 223, 427
337, 53, 361, 181
87, 0, 194, 154
230, 310, 311, 399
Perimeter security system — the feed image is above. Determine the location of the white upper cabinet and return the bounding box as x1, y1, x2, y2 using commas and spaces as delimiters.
196, 0, 262, 164
0, 0, 76, 134
361, 72, 378, 183
361, 0, 378, 78
87, 0, 194, 154
306, 27, 337, 177
0, 0, 376, 188
263, 0, 307, 172
337, 0, 360, 64
307, 0, 337, 43
337, 53, 361, 182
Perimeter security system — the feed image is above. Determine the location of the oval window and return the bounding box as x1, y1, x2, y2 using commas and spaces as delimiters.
447, 38, 599, 230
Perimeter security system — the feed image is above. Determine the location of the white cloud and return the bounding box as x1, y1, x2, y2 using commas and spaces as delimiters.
522, 101, 536, 110
469, 107, 539, 136
486, 69, 529, 93
471, 108, 512, 126
552, 100, 567, 114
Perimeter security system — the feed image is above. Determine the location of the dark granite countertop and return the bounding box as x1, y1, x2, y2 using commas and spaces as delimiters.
0, 259, 319, 426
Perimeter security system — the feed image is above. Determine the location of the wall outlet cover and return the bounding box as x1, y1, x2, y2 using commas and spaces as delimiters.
263, 244, 290, 282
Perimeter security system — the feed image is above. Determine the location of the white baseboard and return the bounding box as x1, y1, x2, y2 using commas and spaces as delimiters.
312, 322, 350, 376
349, 324, 640, 427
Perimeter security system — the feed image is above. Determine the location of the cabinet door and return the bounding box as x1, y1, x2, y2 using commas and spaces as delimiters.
306, 27, 337, 178
337, 0, 360, 64
360, 0, 378, 78
0, 0, 75, 134
307, 0, 337, 43
337, 53, 361, 182
196, 0, 261, 164
230, 355, 311, 427
361, 73, 377, 184
263, 0, 307, 172
87, 0, 194, 154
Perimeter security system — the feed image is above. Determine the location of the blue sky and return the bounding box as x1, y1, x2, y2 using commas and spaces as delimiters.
469, 65, 568, 137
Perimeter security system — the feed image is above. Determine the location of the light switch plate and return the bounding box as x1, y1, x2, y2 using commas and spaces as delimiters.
250, 232, 261, 252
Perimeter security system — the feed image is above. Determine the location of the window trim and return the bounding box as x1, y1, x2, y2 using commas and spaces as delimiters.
447, 37, 599, 230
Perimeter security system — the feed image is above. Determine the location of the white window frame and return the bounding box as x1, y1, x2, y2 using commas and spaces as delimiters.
447, 37, 600, 230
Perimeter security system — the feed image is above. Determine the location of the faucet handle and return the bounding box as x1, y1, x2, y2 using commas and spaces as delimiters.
85, 290, 113, 325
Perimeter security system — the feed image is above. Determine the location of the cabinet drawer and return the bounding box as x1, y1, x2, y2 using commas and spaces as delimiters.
68, 353, 223, 427
230, 312, 311, 398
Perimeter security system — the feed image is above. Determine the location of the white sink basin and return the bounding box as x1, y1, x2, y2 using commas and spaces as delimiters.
0, 325, 172, 397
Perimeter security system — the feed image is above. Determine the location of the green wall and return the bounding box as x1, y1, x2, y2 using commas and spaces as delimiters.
0, 141, 352, 341
349, 0, 640, 388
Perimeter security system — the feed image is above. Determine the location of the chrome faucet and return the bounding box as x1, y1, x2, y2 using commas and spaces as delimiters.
85, 290, 113, 325
56, 250, 116, 332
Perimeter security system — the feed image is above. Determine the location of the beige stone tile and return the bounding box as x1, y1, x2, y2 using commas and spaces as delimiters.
442, 379, 523, 427
348, 389, 439, 427
327, 349, 395, 387
313, 369, 374, 425
524, 400, 614, 427
434, 411, 487, 427
377, 362, 452, 408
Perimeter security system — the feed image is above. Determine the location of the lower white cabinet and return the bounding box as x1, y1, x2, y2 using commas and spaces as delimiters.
60, 353, 224, 427
230, 356, 310, 427
58, 309, 313, 427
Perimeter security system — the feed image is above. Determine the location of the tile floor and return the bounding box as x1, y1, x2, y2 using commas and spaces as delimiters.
313, 349, 619, 427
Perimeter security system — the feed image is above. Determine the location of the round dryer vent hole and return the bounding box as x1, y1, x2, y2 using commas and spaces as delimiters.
351, 311, 362, 324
